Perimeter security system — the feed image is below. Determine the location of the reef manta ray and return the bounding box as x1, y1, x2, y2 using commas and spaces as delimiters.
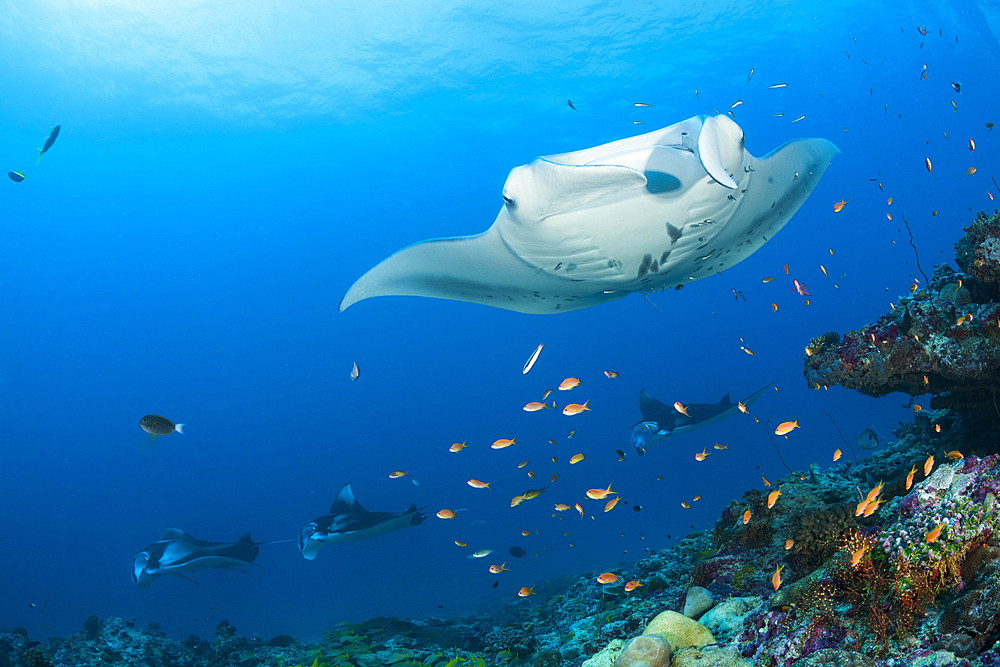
340, 114, 839, 314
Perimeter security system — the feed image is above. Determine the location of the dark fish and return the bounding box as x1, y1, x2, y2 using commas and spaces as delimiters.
951, 81, 961, 93
492, 580, 499, 589
616, 449, 626, 461
632, 505, 641, 512
140, 414, 184, 436
509, 546, 526, 558
37, 125, 60, 164
567, 99, 577, 111
7, 171, 24, 182
855, 428, 880, 450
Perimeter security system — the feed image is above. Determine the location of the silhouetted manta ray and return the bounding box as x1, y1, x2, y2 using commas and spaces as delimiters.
132, 529, 276, 590
340, 114, 838, 314
630, 381, 776, 454
298, 483, 427, 560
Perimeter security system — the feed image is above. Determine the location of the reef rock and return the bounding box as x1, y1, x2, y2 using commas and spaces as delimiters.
698, 596, 759, 637
672, 645, 752, 667
681, 586, 714, 620
614, 634, 670, 667
582, 639, 625, 667
642, 610, 715, 650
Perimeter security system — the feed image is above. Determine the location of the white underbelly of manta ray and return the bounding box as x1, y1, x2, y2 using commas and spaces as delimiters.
340, 114, 839, 315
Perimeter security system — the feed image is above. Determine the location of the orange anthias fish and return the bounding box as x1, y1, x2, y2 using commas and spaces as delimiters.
604, 497, 620, 512
468, 479, 491, 489
833, 198, 846, 212
772, 564, 785, 590
554, 503, 571, 511
562, 401, 591, 416
454, 540, 467, 547
742, 507, 752, 524
604, 370, 620, 379
510, 495, 525, 508
833, 448, 842, 461
673, 402, 690, 416
924, 454, 934, 476
517, 461, 528, 468
586, 484, 615, 500
738, 401, 748, 414
854, 499, 869, 517
945, 450, 964, 460
574, 503, 584, 518
695, 448, 709, 461
863, 498, 882, 517
437, 509, 457, 519
851, 545, 869, 566
569, 453, 586, 464
767, 488, 782, 509
517, 586, 536, 597
597, 572, 619, 584
785, 539, 794, 550
793, 280, 810, 296
624, 580, 643, 592
524, 402, 547, 412
714, 444, 729, 450
492, 438, 516, 449
681, 502, 691, 509
489, 562, 510, 574
761, 474, 771, 486
905, 465, 916, 490
558, 377, 581, 391
389, 470, 409, 479
926, 523, 945, 543
521, 530, 531, 537
775, 420, 800, 436
692, 495, 702, 502
762, 276, 775, 283
449, 441, 467, 452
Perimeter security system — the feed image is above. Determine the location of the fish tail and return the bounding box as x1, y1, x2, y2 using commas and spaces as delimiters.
36, 150, 42, 165
174, 423, 185, 434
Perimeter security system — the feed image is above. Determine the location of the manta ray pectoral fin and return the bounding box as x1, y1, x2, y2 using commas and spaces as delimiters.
171, 573, 201, 586
340, 226, 623, 314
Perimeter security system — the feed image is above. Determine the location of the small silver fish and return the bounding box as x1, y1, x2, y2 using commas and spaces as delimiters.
633, 102, 652, 107
792, 114, 806, 123
350, 362, 360, 381
467, 548, 495, 558
747, 68, 754, 83
855, 428, 881, 450
731, 99, 744, 109
767, 83, 787, 90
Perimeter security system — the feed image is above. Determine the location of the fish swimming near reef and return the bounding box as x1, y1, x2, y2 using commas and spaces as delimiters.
630, 381, 776, 454
339, 114, 838, 314
298, 483, 426, 560
139, 414, 184, 435
132, 529, 274, 590
855, 428, 881, 450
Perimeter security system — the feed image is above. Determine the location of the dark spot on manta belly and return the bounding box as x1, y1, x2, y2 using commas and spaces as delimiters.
637, 253, 653, 278
650, 259, 659, 273
660, 250, 670, 263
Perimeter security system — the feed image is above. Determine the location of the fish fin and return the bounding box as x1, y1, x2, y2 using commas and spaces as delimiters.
174, 423, 185, 434
718, 393, 731, 404
35, 150, 42, 165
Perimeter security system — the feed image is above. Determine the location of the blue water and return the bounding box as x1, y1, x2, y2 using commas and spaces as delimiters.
1, 0, 997, 643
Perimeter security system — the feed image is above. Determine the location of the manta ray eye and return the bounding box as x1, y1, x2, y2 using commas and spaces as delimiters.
502, 195, 515, 208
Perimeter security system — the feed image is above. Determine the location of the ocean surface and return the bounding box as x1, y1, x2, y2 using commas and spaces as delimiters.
1, 0, 997, 644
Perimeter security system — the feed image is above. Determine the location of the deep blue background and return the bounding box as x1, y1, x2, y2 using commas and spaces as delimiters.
1, 0, 997, 642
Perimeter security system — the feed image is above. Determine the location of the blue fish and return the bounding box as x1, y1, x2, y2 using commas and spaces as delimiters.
37, 125, 60, 164
7, 171, 24, 182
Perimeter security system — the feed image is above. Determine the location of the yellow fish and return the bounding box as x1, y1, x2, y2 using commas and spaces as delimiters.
742, 508, 752, 524
924, 454, 934, 476
833, 448, 842, 461
449, 441, 467, 452
489, 562, 510, 574
695, 448, 709, 461
925, 523, 944, 543
774, 420, 799, 436
562, 401, 591, 416
586, 484, 614, 500
467, 479, 490, 489
905, 465, 916, 490
674, 402, 690, 416
569, 453, 585, 464
767, 488, 782, 509
604, 497, 620, 512
558, 377, 581, 391
772, 564, 785, 590
492, 438, 516, 449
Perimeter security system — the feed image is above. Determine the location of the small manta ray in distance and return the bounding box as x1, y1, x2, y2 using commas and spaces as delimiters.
339, 115, 838, 314
630, 381, 777, 454
298, 483, 427, 560
132, 529, 284, 590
